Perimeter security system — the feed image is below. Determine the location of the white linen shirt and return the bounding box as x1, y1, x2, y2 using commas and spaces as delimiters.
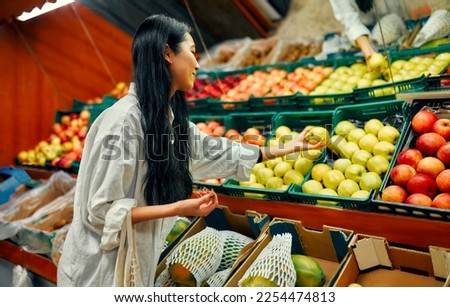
329, 0, 406, 45
57, 83, 259, 286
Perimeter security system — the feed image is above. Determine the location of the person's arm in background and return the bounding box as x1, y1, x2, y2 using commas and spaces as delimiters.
329, 0, 375, 59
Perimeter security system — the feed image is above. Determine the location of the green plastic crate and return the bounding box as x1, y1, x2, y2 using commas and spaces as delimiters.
289, 100, 408, 210
207, 98, 252, 115
187, 98, 211, 115
353, 75, 428, 103
222, 179, 291, 201
249, 94, 298, 112
372, 98, 450, 221
294, 92, 355, 112
224, 111, 276, 138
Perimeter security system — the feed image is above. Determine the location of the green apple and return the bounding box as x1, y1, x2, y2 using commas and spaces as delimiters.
372, 141, 396, 161
358, 134, 379, 153
338, 141, 360, 159
357, 78, 372, 88
328, 135, 347, 155
366, 155, 390, 176
265, 176, 284, 190
347, 128, 367, 144
344, 164, 367, 183
264, 157, 283, 170
267, 138, 281, 147
311, 163, 332, 182
350, 62, 368, 72
244, 183, 266, 198
371, 79, 387, 86
435, 52, 450, 62
257, 167, 274, 186
333, 158, 352, 174
364, 119, 384, 136
300, 149, 323, 161
351, 190, 370, 199
323, 169, 345, 190
252, 162, 266, 176
335, 120, 356, 138
240, 173, 257, 187
305, 126, 330, 145
351, 149, 373, 167
359, 171, 382, 191
284, 152, 301, 167
273, 161, 292, 178
283, 170, 304, 185
275, 125, 292, 139
362, 71, 381, 81
367, 52, 388, 73
391, 59, 406, 70
294, 157, 314, 176
302, 179, 323, 194
337, 179, 360, 197
377, 126, 400, 144
346, 76, 360, 86
317, 188, 339, 206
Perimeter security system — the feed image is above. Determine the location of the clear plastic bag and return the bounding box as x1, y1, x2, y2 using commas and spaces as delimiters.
413, 9, 450, 47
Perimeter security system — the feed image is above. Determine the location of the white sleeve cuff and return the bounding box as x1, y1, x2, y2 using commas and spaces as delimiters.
100, 198, 136, 251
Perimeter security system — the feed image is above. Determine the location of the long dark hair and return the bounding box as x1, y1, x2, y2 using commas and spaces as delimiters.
132, 14, 192, 205
356, 0, 373, 13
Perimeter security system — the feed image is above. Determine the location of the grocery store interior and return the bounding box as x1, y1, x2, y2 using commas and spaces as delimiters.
1, 0, 450, 288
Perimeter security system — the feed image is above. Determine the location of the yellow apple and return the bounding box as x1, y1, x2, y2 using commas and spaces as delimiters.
364, 119, 384, 136
265, 176, 284, 189
305, 126, 330, 145
275, 125, 292, 139
264, 157, 283, 170
359, 172, 382, 191
294, 157, 314, 176
366, 155, 390, 176
372, 141, 396, 161
347, 128, 366, 144
358, 134, 379, 153
351, 190, 370, 199
328, 135, 346, 155
273, 161, 292, 178
333, 158, 352, 174
338, 141, 360, 159
351, 149, 373, 167
335, 120, 356, 138
323, 169, 346, 190
251, 162, 266, 176
302, 180, 323, 194
317, 188, 339, 206
283, 170, 304, 185
337, 179, 360, 197
240, 173, 257, 187
377, 125, 400, 144
311, 163, 332, 182
257, 168, 274, 185
344, 164, 367, 183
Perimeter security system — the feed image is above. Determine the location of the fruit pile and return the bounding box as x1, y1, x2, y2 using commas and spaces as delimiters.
185, 74, 245, 101
16, 110, 90, 170
300, 118, 401, 205
238, 125, 327, 194
381, 108, 450, 209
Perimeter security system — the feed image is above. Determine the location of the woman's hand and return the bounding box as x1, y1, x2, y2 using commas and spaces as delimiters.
289, 126, 328, 152
179, 189, 218, 217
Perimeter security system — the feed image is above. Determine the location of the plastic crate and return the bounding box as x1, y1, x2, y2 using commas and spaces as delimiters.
249, 94, 298, 112
294, 92, 355, 112
187, 98, 211, 115
207, 98, 252, 115
372, 98, 450, 221
427, 74, 450, 91
289, 100, 408, 210
222, 179, 291, 201
353, 75, 428, 103
224, 111, 276, 139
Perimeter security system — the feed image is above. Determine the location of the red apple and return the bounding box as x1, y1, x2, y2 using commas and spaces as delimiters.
381, 185, 408, 203
436, 142, 450, 166
389, 164, 416, 187
405, 193, 433, 207
416, 156, 445, 179
415, 132, 446, 156
436, 169, 450, 193
432, 118, 450, 140
397, 148, 423, 168
411, 110, 438, 134
406, 173, 437, 198
432, 193, 450, 209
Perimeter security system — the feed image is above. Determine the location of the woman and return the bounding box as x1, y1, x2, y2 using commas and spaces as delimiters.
329, 0, 406, 60
57, 14, 324, 287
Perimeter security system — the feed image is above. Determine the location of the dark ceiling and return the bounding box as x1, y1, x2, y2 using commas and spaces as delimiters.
77, 0, 291, 52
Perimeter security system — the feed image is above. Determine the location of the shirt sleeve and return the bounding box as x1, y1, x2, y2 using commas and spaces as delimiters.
329, 0, 371, 45
189, 122, 260, 182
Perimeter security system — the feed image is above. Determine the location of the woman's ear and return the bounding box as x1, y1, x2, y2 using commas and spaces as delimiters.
164, 44, 173, 64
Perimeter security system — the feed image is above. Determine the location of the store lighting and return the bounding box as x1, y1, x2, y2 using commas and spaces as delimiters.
17, 0, 75, 21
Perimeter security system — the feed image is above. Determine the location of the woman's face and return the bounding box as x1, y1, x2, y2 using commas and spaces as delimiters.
169, 33, 200, 94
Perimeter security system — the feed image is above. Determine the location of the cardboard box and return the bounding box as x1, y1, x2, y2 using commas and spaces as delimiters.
155, 205, 270, 285
332, 234, 450, 287
225, 217, 354, 287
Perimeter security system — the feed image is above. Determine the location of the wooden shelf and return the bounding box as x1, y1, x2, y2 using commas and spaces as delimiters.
217, 194, 450, 250
0, 240, 56, 284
